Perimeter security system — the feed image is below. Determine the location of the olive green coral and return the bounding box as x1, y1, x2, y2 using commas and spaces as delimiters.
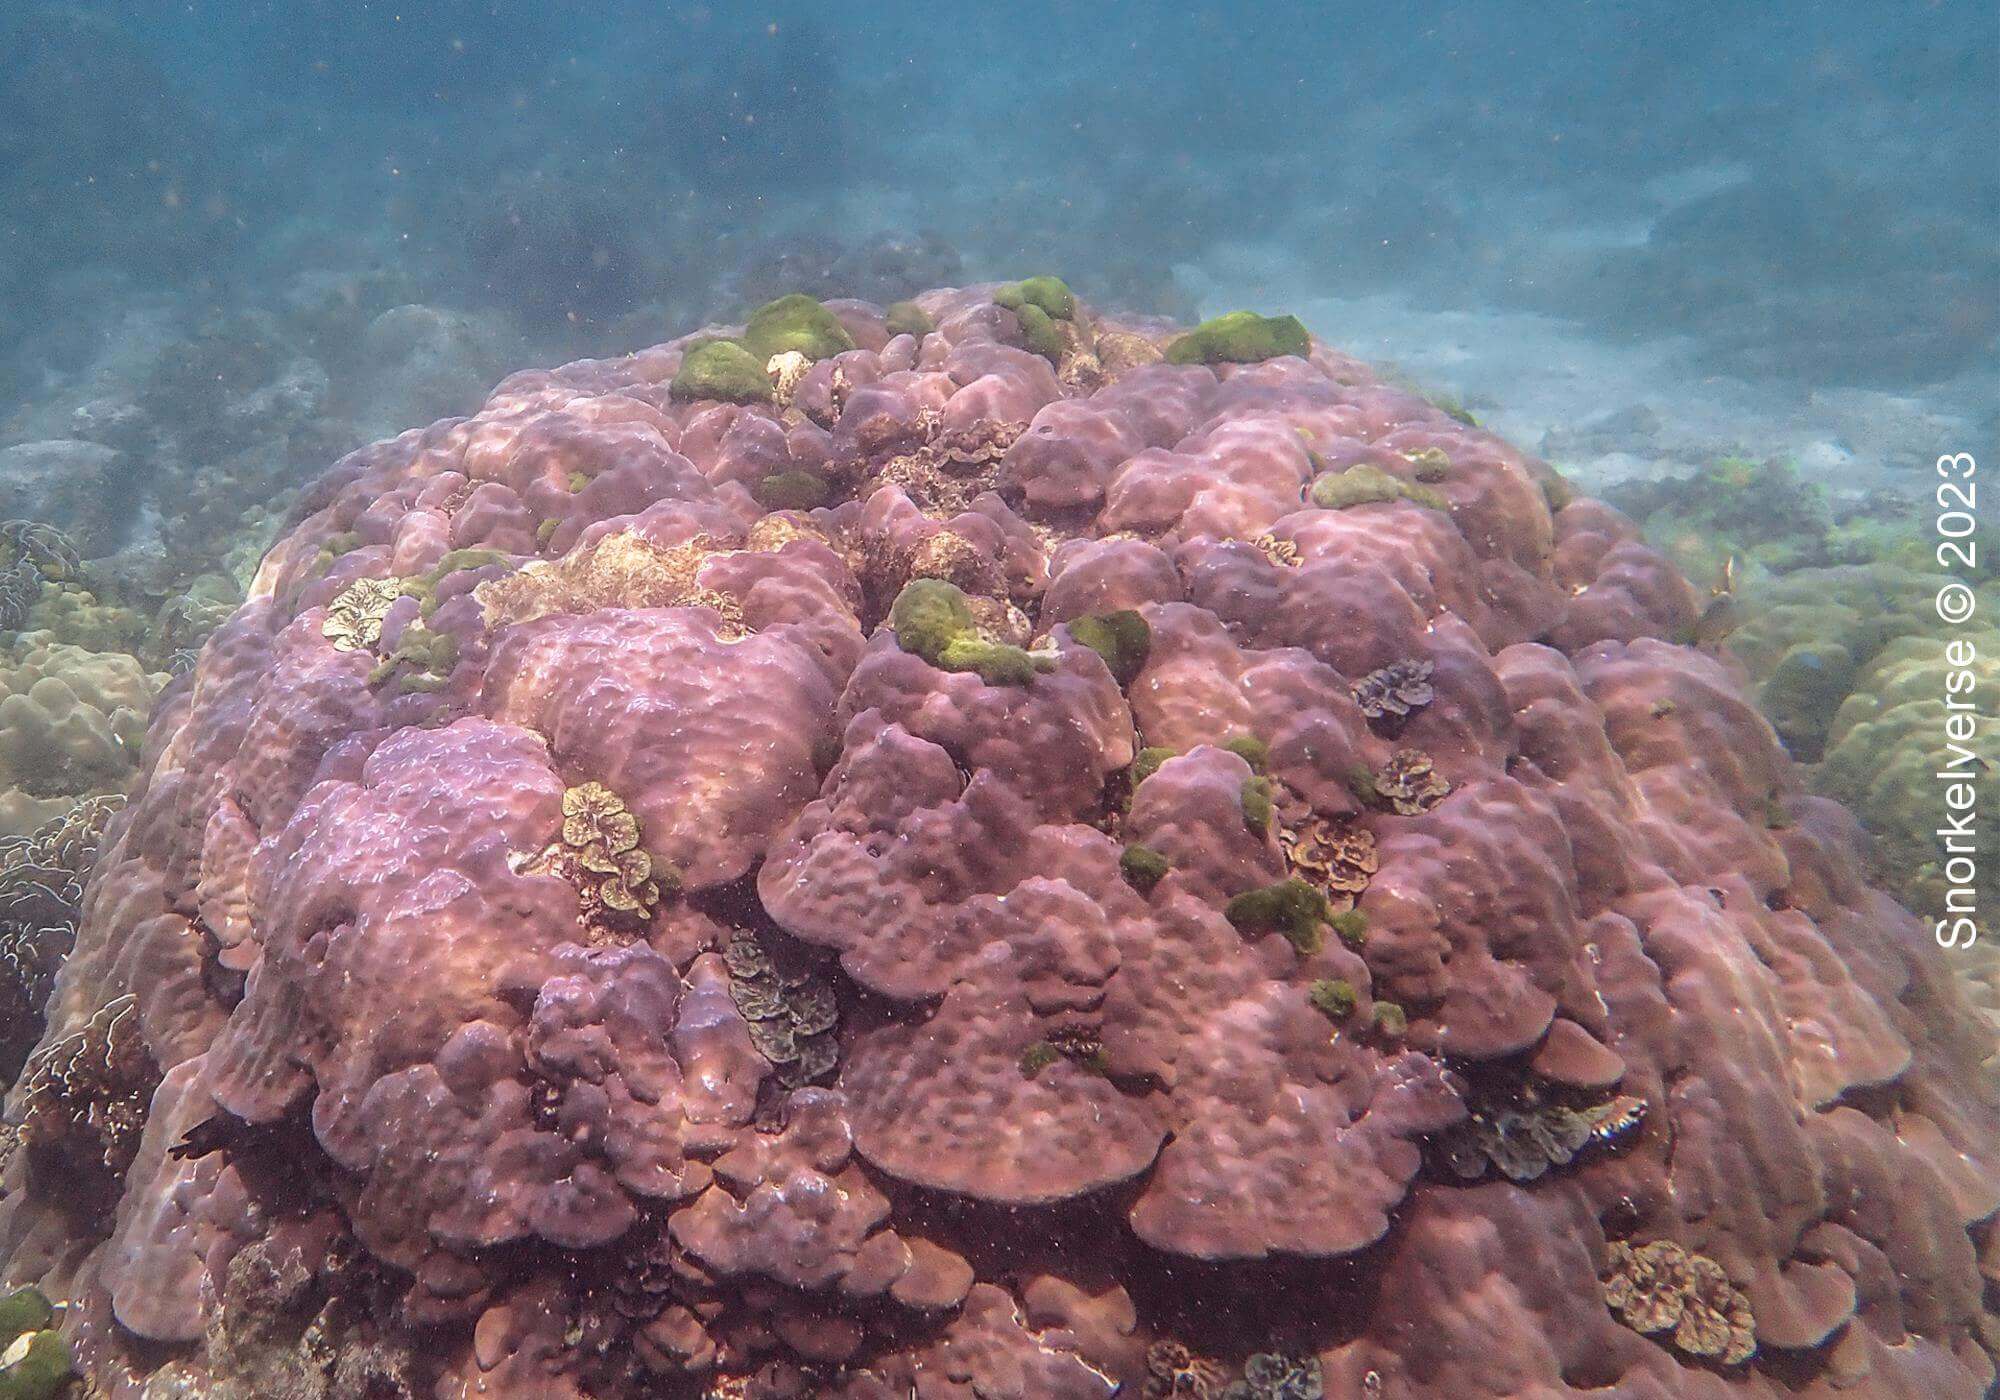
1164, 310, 1310, 365
670, 340, 774, 404
741, 293, 856, 362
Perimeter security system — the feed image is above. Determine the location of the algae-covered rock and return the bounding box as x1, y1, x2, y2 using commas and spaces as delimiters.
670, 340, 774, 404
1164, 310, 1310, 365
741, 293, 856, 362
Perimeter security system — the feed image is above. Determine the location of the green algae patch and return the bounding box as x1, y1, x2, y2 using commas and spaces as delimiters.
889, 578, 1042, 687
742, 293, 856, 362
884, 300, 935, 338
1308, 978, 1357, 1021
0, 1288, 69, 1400
1130, 746, 1175, 790
1221, 734, 1269, 772
672, 340, 773, 404
995, 276, 1076, 321
1164, 311, 1310, 366
1404, 447, 1453, 482
1120, 844, 1170, 894
1020, 1041, 1060, 1079
1372, 1001, 1408, 1037
1012, 302, 1067, 360
1310, 463, 1448, 512
1226, 878, 1330, 954
0, 1291, 52, 1348
410, 548, 513, 619
1240, 775, 1275, 837
1068, 609, 1151, 687
938, 634, 1039, 686
1330, 906, 1369, 949
754, 470, 831, 511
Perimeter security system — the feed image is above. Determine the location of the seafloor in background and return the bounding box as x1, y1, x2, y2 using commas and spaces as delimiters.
0, 286, 1992, 1399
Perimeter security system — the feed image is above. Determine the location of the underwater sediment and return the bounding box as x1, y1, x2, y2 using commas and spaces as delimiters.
0, 285, 1993, 1398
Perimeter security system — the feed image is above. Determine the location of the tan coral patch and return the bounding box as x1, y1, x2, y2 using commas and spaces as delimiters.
476, 531, 747, 637
1377, 747, 1451, 815
322, 576, 408, 652
874, 420, 1024, 518
1603, 1239, 1756, 1366
1280, 815, 1378, 898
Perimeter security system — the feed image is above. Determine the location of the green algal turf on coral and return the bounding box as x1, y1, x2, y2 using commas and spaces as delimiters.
1221, 734, 1269, 772
1010, 303, 1067, 360
1120, 844, 1169, 894
754, 470, 831, 511
994, 276, 1076, 321
884, 300, 935, 338
1164, 310, 1310, 365
410, 548, 512, 620
1019, 1041, 1059, 1079
1330, 906, 1369, 948
742, 293, 856, 362
1310, 463, 1448, 512
1226, 878, 1331, 955
1308, 978, 1358, 1021
671, 340, 774, 404
1240, 775, 1275, 836
1404, 446, 1453, 481
0, 1288, 69, 1400
1373, 1002, 1408, 1037
888, 578, 1044, 687
1130, 746, 1175, 790
1068, 609, 1150, 687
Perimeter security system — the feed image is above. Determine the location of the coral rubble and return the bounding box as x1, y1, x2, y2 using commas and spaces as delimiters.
0, 284, 1993, 1400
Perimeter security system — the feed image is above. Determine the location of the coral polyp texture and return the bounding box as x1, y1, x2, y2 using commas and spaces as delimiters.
1, 284, 1995, 1399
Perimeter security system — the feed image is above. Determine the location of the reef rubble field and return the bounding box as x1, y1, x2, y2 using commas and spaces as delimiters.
0, 285, 1994, 1399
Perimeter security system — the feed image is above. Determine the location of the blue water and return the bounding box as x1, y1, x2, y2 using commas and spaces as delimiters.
4, 2, 1993, 387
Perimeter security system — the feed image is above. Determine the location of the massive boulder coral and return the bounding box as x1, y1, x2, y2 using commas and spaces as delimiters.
0, 634, 161, 838
0, 285, 1994, 1399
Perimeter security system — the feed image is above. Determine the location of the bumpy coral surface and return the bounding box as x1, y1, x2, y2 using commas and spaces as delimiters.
1, 286, 1995, 1398
0, 635, 160, 839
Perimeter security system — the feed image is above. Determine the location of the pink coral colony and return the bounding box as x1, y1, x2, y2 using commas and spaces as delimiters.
1, 284, 1994, 1399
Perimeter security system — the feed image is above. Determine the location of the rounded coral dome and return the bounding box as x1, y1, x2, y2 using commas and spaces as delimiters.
5, 285, 1994, 1399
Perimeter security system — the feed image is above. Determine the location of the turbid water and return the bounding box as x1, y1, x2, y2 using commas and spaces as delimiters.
0, 5, 1993, 1398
